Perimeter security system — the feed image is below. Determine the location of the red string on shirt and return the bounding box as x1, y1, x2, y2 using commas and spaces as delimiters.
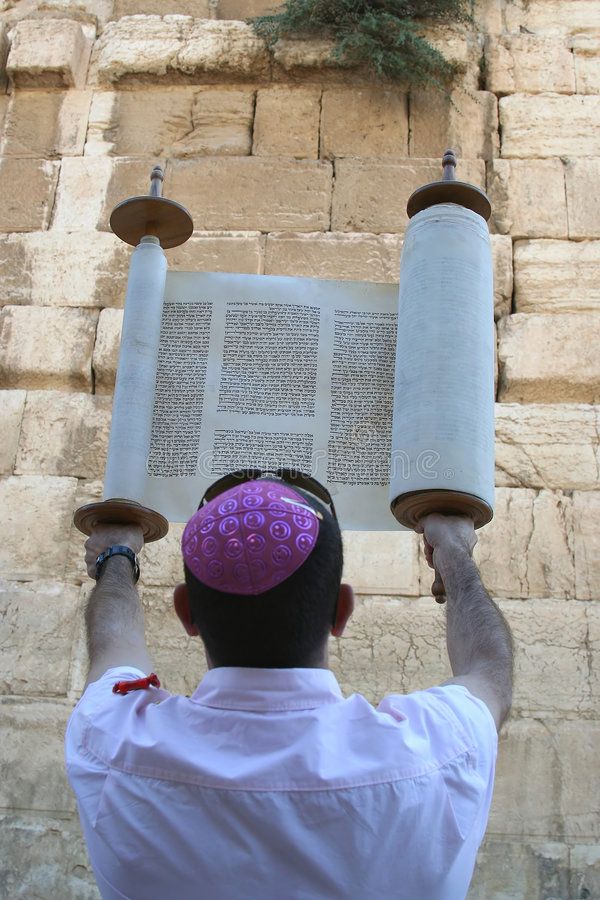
112, 673, 161, 695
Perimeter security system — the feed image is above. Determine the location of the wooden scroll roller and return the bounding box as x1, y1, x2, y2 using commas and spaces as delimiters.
73, 167, 194, 543
390, 151, 495, 598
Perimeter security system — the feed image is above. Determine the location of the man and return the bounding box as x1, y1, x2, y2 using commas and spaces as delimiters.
66, 472, 513, 900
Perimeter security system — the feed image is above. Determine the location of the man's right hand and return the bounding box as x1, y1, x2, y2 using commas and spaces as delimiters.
415, 515, 477, 600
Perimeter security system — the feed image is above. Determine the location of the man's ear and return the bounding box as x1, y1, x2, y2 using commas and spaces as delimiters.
332, 583, 354, 638
173, 582, 200, 637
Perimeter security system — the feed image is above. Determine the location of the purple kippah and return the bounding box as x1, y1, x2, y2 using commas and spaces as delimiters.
182, 479, 321, 596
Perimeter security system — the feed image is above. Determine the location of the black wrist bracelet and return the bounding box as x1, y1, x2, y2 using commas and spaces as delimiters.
95, 545, 140, 583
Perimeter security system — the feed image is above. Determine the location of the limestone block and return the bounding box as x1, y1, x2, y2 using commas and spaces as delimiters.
569, 845, 600, 900
1, 699, 75, 813
0, 231, 128, 308
93, 307, 122, 394
0, 158, 59, 232
442, 488, 575, 600
0, 580, 79, 696
273, 39, 337, 72
0, 90, 92, 158
64, 479, 103, 587
501, 94, 600, 158
485, 35, 575, 94
329, 596, 450, 705
16, 391, 111, 479
332, 158, 485, 233
217, 0, 283, 16
51, 156, 114, 231
556, 720, 600, 838
0, 813, 97, 900
471, 0, 504, 34
495, 403, 600, 491
514, 239, 600, 314
139, 586, 207, 697
89, 88, 255, 157
141, 524, 185, 588
167, 157, 332, 231
0, 306, 98, 391
101, 158, 162, 231
572, 35, 600, 94
470, 838, 570, 900
0, 23, 9, 90
490, 234, 512, 319
498, 312, 600, 403
0, 390, 25, 474
166, 231, 263, 273
0, 475, 78, 580
95, 16, 269, 84
114, 0, 210, 15
320, 87, 408, 159
409, 90, 498, 161
342, 532, 419, 597
504, 1, 600, 36
488, 159, 567, 239
565, 159, 600, 240
421, 25, 482, 92
7, 19, 92, 88
254, 87, 320, 159
500, 599, 591, 718
265, 232, 402, 282
572, 492, 600, 600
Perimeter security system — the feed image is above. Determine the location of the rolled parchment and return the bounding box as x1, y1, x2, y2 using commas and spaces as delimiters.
390, 202, 495, 528
103, 235, 167, 502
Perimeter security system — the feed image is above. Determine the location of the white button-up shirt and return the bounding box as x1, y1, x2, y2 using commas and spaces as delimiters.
65, 666, 497, 900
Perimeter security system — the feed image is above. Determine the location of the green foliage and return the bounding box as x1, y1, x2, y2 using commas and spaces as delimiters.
252, 0, 473, 91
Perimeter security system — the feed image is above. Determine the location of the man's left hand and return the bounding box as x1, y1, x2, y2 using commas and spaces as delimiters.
85, 524, 144, 580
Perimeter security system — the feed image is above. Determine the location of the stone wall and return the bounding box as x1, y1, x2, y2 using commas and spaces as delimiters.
0, 1, 599, 896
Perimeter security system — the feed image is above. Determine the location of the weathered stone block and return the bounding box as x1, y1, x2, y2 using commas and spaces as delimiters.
272, 39, 337, 73
167, 157, 332, 231
504, 1, 600, 36
498, 313, 600, 403
0, 306, 98, 391
114, 0, 210, 15
490, 234, 512, 319
321, 87, 408, 159
16, 391, 111, 479
93, 308, 122, 394
0, 231, 128, 308
430, 488, 575, 600
495, 403, 600, 491
329, 596, 449, 705
488, 159, 567, 239
0, 580, 79, 696
101, 158, 161, 231
342, 532, 419, 597
501, 94, 600, 158
254, 87, 320, 158
569, 845, 600, 900
7, 18, 92, 88
0, 813, 98, 900
572, 492, 600, 600
52, 156, 114, 231
0, 158, 59, 232
332, 158, 485, 233
0, 475, 78, 580
64, 480, 103, 588
0, 90, 91, 158
265, 232, 403, 282
0, 813, 97, 899
421, 25, 482, 91
1, 699, 76, 812
0, 23, 9, 90
166, 231, 264, 273
0, 390, 25, 475
470, 838, 570, 899
572, 35, 600, 94
485, 35, 575, 94
556, 720, 600, 838
141, 524, 185, 588
217, 0, 282, 16
87, 88, 255, 157
95, 16, 269, 84
565, 159, 600, 239
514, 239, 600, 314
409, 90, 498, 160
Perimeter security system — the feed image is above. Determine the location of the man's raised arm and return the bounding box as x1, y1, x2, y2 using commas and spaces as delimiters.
83, 524, 152, 688
418, 514, 513, 731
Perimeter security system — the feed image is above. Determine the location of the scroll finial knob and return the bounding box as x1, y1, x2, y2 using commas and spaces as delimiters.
150, 165, 164, 198
442, 149, 457, 182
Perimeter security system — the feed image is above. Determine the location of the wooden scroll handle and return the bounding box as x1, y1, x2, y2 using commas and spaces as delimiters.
73, 499, 169, 543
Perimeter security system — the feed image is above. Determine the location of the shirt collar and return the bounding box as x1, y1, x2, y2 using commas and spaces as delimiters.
191, 667, 344, 711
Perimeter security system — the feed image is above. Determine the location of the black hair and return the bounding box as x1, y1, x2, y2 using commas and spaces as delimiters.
184, 487, 344, 668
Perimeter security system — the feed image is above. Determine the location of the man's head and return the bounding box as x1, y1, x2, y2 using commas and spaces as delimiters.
174, 476, 353, 669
